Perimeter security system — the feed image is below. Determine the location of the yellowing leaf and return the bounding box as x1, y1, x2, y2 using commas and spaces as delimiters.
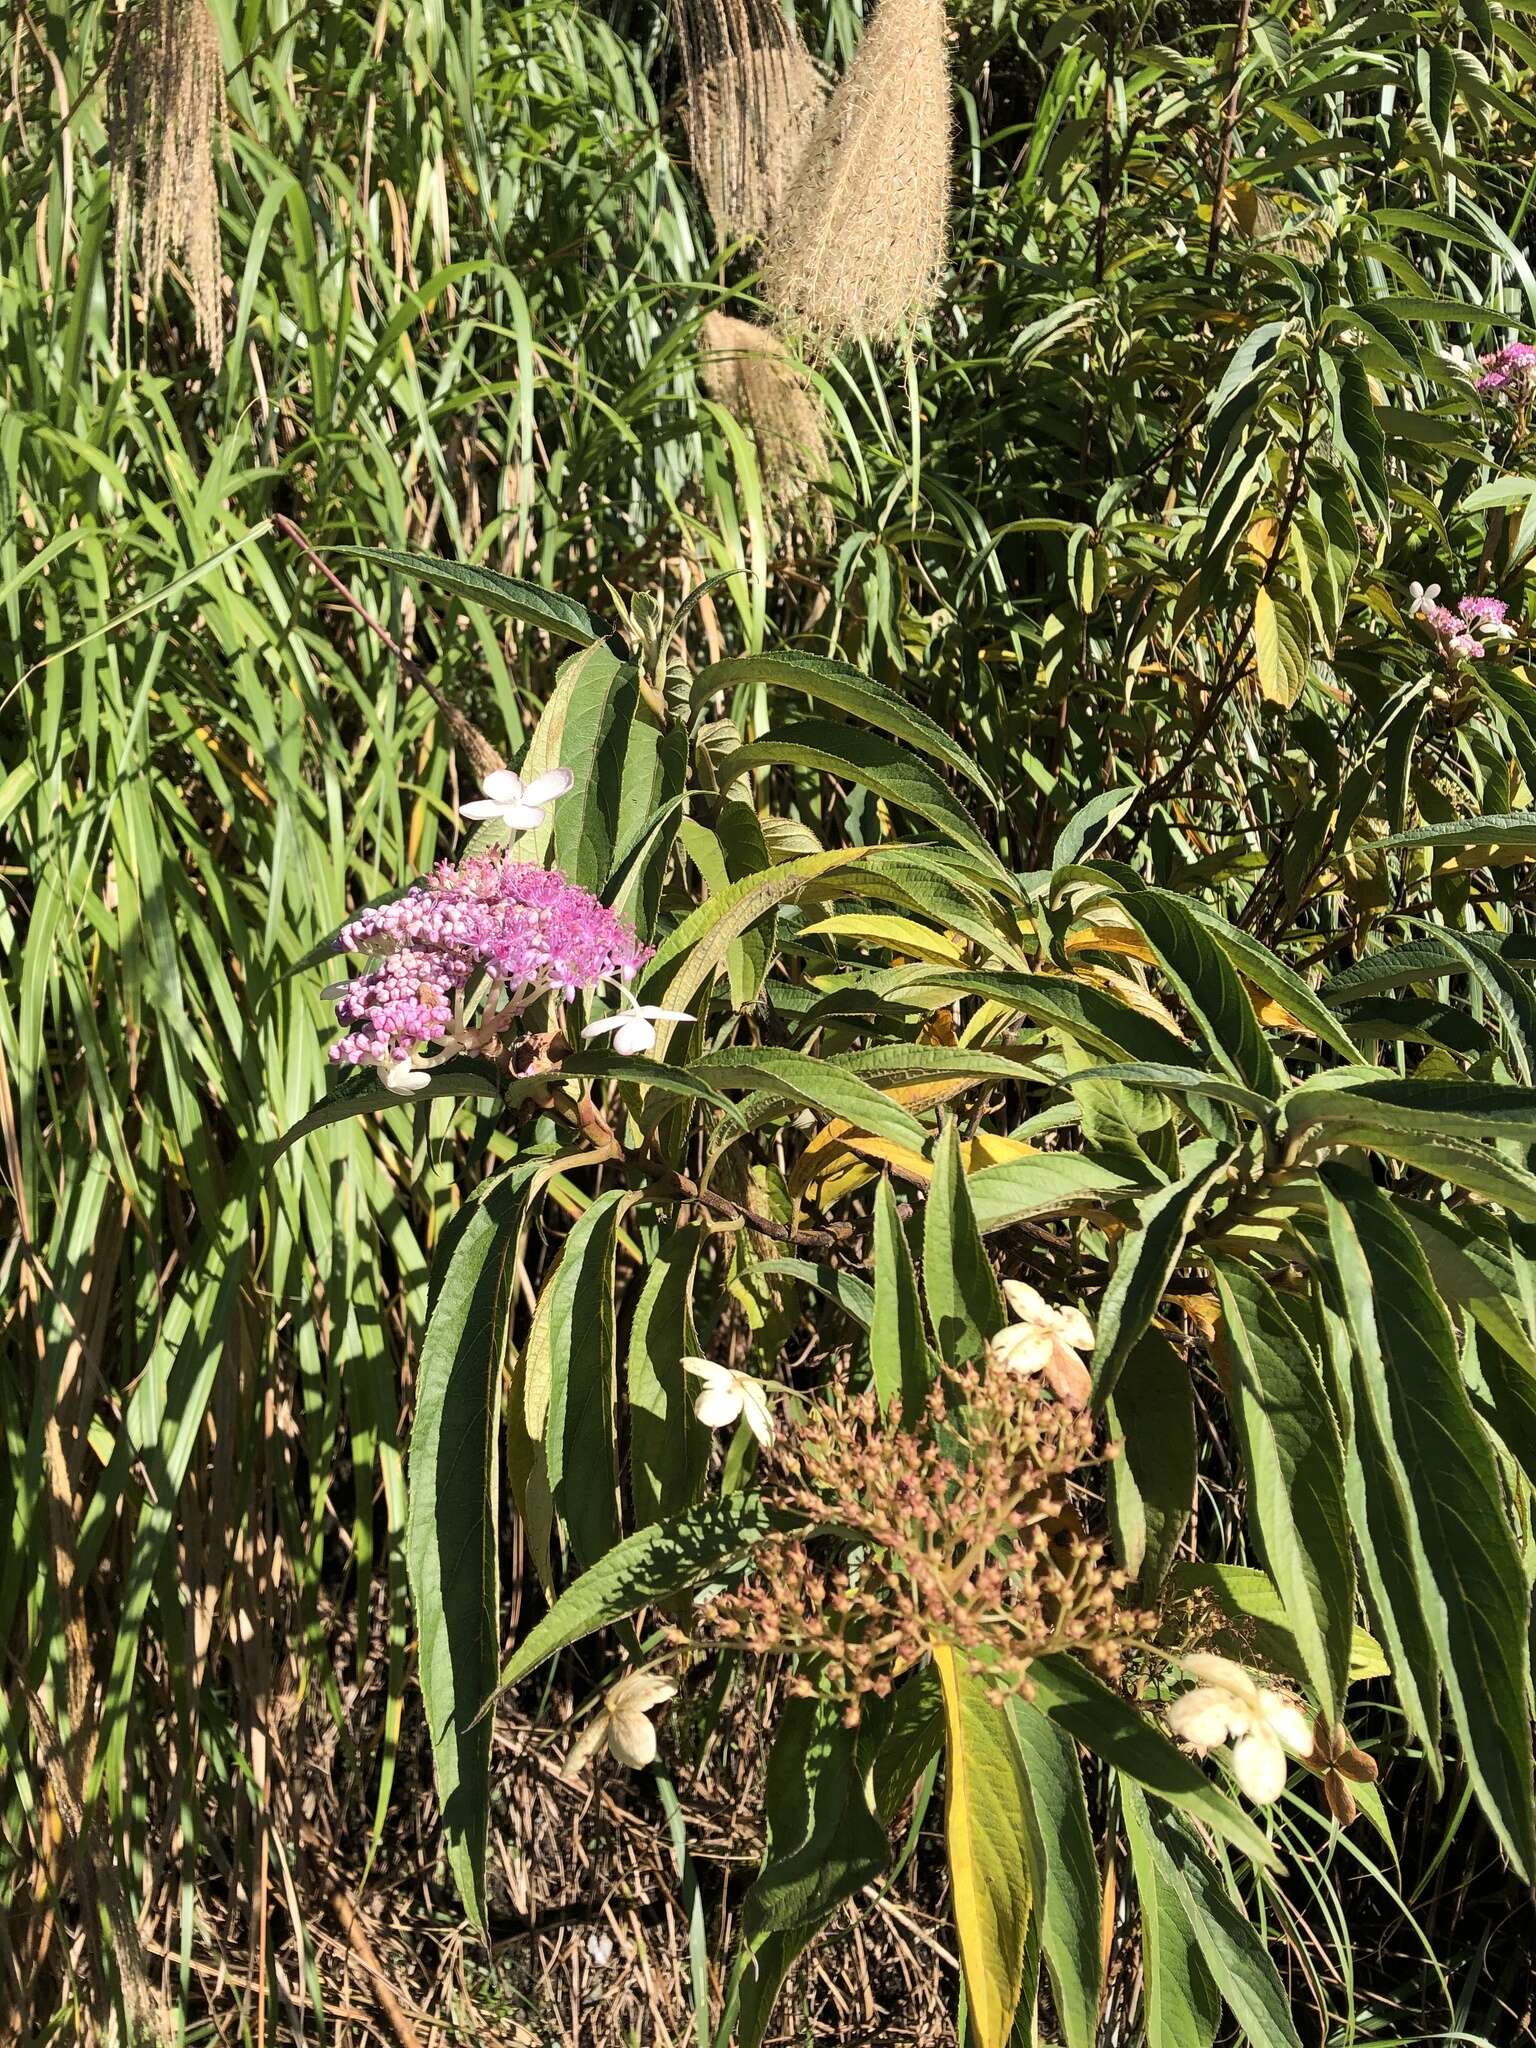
1252, 991, 1314, 1033
967, 1131, 1037, 1168
1247, 513, 1280, 561
792, 1119, 1032, 1205
935, 1646, 1033, 2048
1065, 916, 1159, 968
1253, 586, 1283, 700
800, 912, 966, 966
1251, 582, 1311, 708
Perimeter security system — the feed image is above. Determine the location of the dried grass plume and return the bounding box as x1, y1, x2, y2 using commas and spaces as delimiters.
108, 0, 228, 361
699, 311, 832, 536
761, 0, 951, 352
672, 0, 825, 241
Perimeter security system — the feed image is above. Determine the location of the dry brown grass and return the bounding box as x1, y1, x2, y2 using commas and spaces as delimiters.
108, 0, 227, 361
761, 0, 951, 353
672, 0, 825, 241
4, 1570, 957, 2046
699, 311, 832, 537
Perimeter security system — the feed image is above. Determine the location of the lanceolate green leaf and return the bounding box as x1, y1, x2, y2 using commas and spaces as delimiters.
1167, 1563, 1389, 1687
715, 721, 1007, 878
491, 1493, 781, 1698
1321, 1166, 1536, 1876
1122, 1787, 1221, 2048
626, 1224, 707, 1528
743, 1695, 889, 1938
1375, 809, 1536, 853
871, 1177, 935, 1419
1312, 1281, 1445, 1766
273, 1057, 512, 1155
1288, 1075, 1536, 1148
638, 847, 878, 1028
689, 1045, 928, 1147
1405, 1203, 1536, 1379
907, 970, 1198, 1069
545, 1188, 635, 1570
1131, 1797, 1303, 2048
1062, 1061, 1272, 1118
1208, 1256, 1353, 1724
1107, 1330, 1195, 1595
406, 1177, 525, 1930
749, 1258, 876, 1329
694, 648, 997, 800
935, 1647, 1033, 2048
1025, 1655, 1277, 1868
350, 546, 609, 645
1181, 902, 1364, 1061
1092, 1149, 1237, 1408
969, 1154, 1137, 1235
923, 1120, 1006, 1364
1007, 1696, 1102, 2048
1111, 890, 1283, 1096
552, 656, 640, 892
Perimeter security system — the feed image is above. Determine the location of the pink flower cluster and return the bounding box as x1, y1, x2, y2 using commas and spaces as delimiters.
1409, 582, 1515, 664
331, 951, 457, 1067
1475, 342, 1536, 399
328, 852, 651, 1070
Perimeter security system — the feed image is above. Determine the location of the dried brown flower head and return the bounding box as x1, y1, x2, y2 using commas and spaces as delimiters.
1300, 1712, 1379, 1825
699, 1356, 1152, 1719
108, 0, 228, 361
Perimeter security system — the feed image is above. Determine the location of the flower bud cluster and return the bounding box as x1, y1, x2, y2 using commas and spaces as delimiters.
1408, 581, 1515, 664
1475, 341, 1536, 401
699, 1357, 1152, 1719
326, 851, 650, 1073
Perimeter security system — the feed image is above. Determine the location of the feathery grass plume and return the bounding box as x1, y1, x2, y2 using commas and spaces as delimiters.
108, 0, 227, 360
761, 0, 950, 351
698, 311, 831, 535
672, 0, 825, 240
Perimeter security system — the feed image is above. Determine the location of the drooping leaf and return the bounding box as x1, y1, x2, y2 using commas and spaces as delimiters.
552, 657, 641, 892
690, 1045, 929, 1147
1166, 1563, 1389, 1687
1107, 1330, 1195, 1595
1321, 1166, 1536, 1876
871, 1176, 936, 1418
274, 1057, 513, 1155
1111, 890, 1283, 1096
923, 1120, 1006, 1364
715, 720, 1007, 878
1128, 1794, 1302, 2048
1092, 1148, 1236, 1407
1025, 1655, 1277, 1868
1007, 1696, 1102, 2048
1122, 1785, 1222, 2048
406, 1179, 522, 1929
349, 546, 608, 645
626, 1223, 707, 1528
909, 970, 1198, 1069
491, 1493, 782, 1698
694, 648, 997, 800
1208, 1256, 1353, 1724
935, 1646, 1033, 2048
968, 1155, 1136, 1235
545, 1188, 634, 1570
743, 1695, 889, 1938
639, 848, 879, 1034
748, 1257, 876, 1329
